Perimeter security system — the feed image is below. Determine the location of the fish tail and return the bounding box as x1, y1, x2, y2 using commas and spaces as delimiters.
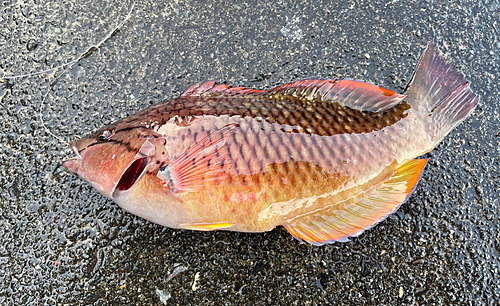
404, 42, 480, 146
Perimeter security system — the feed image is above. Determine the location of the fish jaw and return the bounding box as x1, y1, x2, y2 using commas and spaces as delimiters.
62, 157, 77, 174
63, 135, 159, 199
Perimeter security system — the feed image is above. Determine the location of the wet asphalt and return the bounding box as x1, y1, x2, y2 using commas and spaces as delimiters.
0, 0, 499, 305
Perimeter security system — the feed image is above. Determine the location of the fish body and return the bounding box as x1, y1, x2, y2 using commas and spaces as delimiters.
64, 42, 479, 245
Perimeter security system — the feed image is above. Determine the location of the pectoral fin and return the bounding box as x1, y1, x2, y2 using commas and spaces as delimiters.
157, 124, 237, 192
283, 159, 428, 246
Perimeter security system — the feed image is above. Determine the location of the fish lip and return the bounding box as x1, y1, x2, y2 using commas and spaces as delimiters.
112, 157, 149, 199
63, 146, 83, 174
62, 157, 77, 170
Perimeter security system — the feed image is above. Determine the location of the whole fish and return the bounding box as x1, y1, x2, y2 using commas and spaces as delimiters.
63, 42, 479, 245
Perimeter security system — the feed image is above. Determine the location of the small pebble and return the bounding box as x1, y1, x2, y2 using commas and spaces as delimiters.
26, 39, 38, 51
22, 7, 30, 18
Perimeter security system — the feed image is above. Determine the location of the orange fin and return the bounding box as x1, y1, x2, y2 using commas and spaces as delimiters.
181, 222, 235, 231
180, 79, 405, 113
157, 125, 237, 192
267, 79, 406, 112
180, 79, 332, 97
283, 159, 428, 246
323, 79, 406, 112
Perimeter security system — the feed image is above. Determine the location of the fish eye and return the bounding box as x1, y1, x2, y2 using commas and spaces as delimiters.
97, 130, 114, 142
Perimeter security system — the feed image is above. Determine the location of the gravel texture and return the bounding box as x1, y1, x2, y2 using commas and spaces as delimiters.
0, 0, 499, 305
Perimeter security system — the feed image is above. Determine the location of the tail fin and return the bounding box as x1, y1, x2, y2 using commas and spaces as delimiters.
405, 41, 480, 144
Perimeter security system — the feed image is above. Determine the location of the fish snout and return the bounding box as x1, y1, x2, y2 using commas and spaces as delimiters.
63, 146, 82, 175
62, 158, 79, 177
62, 158, 77, 171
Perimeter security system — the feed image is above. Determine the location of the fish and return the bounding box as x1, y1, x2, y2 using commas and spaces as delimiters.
63, 42, 479, 246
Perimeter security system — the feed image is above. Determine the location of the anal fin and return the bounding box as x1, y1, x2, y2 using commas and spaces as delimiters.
284, 159, 428, 246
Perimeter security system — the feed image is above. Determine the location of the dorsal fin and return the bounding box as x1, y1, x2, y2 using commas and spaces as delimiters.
283, 159, 428, 246
267, 79, 406, 112
181, 81, 266, 96
267, 79, 336, 97
323, 80, 406, 112
181, 79, 406, 113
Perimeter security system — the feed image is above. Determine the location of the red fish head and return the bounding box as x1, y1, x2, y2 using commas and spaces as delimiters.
63, 127, 159, 199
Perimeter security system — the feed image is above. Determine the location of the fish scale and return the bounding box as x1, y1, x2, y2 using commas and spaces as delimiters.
64, 42, 479, 245
165, 113, 411, 231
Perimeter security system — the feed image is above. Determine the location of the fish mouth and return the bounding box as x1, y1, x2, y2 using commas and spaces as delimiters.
63, 146, 83, 175
114, 157, 149, 195
62, 157, 77, 172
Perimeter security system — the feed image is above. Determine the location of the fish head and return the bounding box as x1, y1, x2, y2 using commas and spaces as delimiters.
63, 126, 160, 199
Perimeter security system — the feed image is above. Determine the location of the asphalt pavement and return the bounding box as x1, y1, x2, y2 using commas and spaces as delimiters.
0, 0, 499, 305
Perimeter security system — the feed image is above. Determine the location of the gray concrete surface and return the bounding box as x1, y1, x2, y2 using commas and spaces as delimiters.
1, 0, 499, 305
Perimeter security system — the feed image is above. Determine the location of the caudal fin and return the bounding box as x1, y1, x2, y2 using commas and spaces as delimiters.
405, 42, 480, 145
